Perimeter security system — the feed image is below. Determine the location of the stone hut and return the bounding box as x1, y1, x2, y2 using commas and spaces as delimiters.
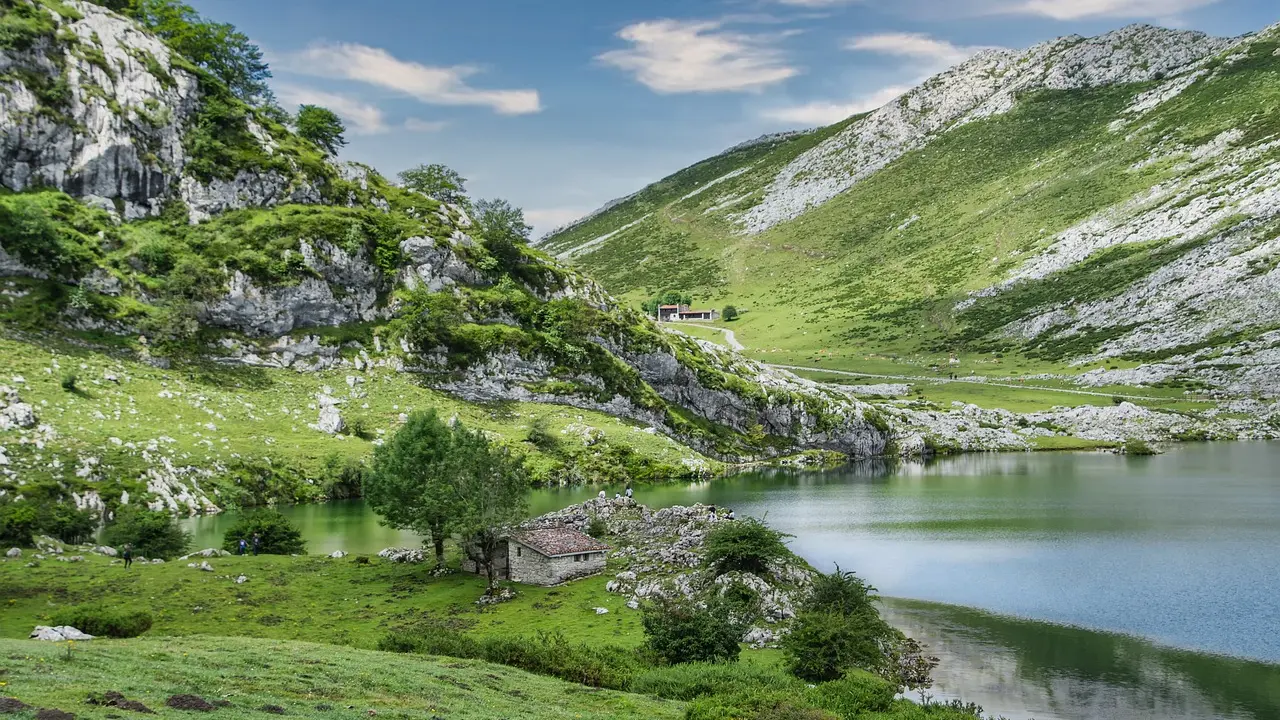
500, 528, 609, 586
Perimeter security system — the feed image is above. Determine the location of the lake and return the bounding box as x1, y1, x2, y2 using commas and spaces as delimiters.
184, 442, 1280, 720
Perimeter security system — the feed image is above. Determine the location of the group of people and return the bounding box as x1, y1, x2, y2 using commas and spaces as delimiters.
236, 534, 263, 556
707, 505, 735, 522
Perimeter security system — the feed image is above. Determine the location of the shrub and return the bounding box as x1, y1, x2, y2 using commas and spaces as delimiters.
811, 672, 897, 715
0, 498, 40, 547
319, 453, 366, 500
684, 689, 837, 720
39, 504, 98, 545
49, 606, 153, 638
630, 662, 801, 701
1124, 438, 1158, 456
220, 509, 306, 555
380, 628, 640, 689
60, 372, 78, 392
586, 516, 608, 539
100, 506, 190, 560
702, 517, 793, 576
722, 306, 739, 321
642, 598, 742, 666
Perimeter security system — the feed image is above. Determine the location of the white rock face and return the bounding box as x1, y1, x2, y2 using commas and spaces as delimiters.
311, 393, 344, 435
0, 386, 38, 431
735, 25, 1233, 234
31, 625, 94, 641
0, 1, 333, 224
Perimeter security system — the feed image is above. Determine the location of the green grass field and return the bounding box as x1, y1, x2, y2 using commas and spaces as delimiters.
0, 635, 683, 720
0, 332, 720, 507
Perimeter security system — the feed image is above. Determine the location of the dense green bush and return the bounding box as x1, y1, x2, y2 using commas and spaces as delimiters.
379, 628, 640, 689
38, 504, 98, 545
683, 689, 837, 720
49, 606, 153, 638
722, 306, 739, 321
220, 509, 306, 555
702, 517, 793, 576
811, 672, 897, 715
783, 568, 900, 683
100, 506, 190, 560
642, 598, 742, 665
0, 498, 40, 547
630, 662, 801, 701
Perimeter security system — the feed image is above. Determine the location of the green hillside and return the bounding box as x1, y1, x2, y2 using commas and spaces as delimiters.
541, 26, 1280, 400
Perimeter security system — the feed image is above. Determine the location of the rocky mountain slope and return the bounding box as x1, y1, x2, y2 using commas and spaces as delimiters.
540, 22, 1280, 407
0, 0, 893, 515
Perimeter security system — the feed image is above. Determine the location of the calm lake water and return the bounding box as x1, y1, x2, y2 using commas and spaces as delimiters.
184, 442, 1280, 720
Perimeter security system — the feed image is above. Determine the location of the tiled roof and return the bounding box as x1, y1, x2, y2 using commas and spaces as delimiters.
511, 528, 609, 557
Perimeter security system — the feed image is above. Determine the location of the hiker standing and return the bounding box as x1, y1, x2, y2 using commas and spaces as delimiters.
252, 533, 261, 556
625, 486, 633, 500
238, 538, 248, 556
122, 544, 133, 569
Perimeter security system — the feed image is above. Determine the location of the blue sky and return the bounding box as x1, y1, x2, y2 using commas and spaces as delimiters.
193, 0, 1276, 236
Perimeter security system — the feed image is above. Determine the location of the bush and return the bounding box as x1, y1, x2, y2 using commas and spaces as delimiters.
586, 516, 608, 539
39, 504, 98, 545
319, 453, 366, 500
220, 509, 306, 555
811, 672, 897, 716
380, 628, 640, 689
702, 518, 793, 576
49, 606, 153, 638
722, 306, 739, 321
1124, 438, 1158, 456
684, 689, 837, 720
630, 662, 801, 701
100, 506, 190, 560
642, 598, 742, 666
0, 498, 40, 547
60, 372, 78, 392
783, 566, 902, 683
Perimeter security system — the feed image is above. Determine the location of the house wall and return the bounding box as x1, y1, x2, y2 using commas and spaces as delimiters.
508, 541, 606, 586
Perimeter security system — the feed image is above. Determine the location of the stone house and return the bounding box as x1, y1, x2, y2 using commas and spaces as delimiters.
464, 528, 609, 586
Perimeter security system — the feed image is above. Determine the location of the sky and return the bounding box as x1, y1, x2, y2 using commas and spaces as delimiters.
192, 0, 1277, 237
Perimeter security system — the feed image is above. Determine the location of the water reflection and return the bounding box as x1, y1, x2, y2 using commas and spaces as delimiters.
881, 598, 1280, 720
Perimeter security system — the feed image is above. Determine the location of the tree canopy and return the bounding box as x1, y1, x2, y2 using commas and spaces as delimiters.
365, 410, 469, 567
365, 410, 529, 580
296, 105, 347, 156
398, 164, 468, 205
91, 0, 272, 104
474, 198, 532, 274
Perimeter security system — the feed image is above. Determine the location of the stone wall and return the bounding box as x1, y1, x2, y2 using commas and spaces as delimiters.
508, 542, 606, 586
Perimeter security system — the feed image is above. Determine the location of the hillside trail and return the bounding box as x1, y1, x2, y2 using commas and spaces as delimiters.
664, 325, 1194, 403
666, 323, 746, 351
765, 364, 1204, 403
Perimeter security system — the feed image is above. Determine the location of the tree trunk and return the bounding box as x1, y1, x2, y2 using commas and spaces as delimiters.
432, 535, 445, 569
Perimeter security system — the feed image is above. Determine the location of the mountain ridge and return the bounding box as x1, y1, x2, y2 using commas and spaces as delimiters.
540, 20, 1280, 411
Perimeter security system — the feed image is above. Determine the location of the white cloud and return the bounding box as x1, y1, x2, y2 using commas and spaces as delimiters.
597, 19, 799, 94
761, 84, 913, 125
275, 84, 388, 135
773, 0, 862, 5
1012, 0, 1220, 19
279, 42, 541, 115
403, 118, 448, 133
844, 33, 981, 67
525, 207, 593, 237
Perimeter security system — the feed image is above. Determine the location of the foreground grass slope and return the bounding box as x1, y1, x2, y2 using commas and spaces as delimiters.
0, 635, 684, 719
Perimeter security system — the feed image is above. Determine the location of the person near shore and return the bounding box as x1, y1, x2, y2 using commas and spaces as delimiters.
625, 486, 633, 499
726, 509, 736, 521
122, 544, 133, 569
598, 490, 606, 500
252, 534, 261, 556
707, 505, 717, 521
238, 538, 248, 556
